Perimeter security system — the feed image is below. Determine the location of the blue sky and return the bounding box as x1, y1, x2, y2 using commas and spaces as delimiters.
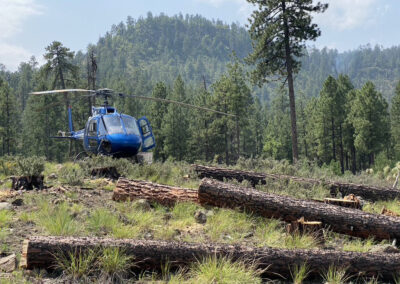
1, 0, 399, 71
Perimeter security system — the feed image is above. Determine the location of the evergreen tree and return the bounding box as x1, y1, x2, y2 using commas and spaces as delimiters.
149, 82, 169, 161
349, 82, 390, 167
390, 81, 400, 159
246, 0, 328, 162
0, 78, 19, 155
161, 76, 189, 160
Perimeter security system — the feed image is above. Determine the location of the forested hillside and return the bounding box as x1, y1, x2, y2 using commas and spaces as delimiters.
1, 14, 400, 173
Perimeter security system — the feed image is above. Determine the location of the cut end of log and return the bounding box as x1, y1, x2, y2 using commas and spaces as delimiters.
19, 239, 29, 269
324, 198, 362, 209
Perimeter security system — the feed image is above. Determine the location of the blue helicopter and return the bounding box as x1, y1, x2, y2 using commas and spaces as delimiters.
29, 88, 234, 160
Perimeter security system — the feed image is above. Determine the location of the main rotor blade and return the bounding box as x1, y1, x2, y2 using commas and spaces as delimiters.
33, 94, 95, 112
29, 89, 96, 95
120, 94, 236, 117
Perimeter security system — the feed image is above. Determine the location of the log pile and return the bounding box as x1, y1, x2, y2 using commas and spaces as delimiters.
113, 178, 400, 241
21, 236, 400, 281
193, 164, 400, 202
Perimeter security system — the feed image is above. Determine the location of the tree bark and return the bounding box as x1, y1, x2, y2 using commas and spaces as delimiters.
21, 236, 400, 281
282, 0, 299, 163
112, 178, 198, 206
198, 178, 400, 241
193, 164, 400, 202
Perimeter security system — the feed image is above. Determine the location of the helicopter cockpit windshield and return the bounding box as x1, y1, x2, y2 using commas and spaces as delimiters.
121, 116, 140, 135
103, 115, 124, 134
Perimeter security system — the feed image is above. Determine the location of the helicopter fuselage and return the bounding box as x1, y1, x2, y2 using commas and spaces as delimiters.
62, 106, 155, 158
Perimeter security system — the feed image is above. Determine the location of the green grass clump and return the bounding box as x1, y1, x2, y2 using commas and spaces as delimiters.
342, 237, 376, 253
290, 262, 310, 284
0, 209, 13, 227
35, 202, 82, 236
205, 209, 253, 243
254, 219, 284, 247
87, 208, 120, 235
321, 265, 352, 284
188, 256, 262, 284
54, 248, 98, 281
98, 247, 134, 281
284, 233, 319, 249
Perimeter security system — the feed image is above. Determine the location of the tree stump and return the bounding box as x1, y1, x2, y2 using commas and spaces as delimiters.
90, 167, 120, 180
286, 217, 324, 244
10, 175, 44, 190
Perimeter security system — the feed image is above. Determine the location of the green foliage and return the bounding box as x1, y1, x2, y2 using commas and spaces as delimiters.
188, 256, 262, 284
99, 247, 134, 280
54, 248, 98, 281
290, 262, 310, 284
58, 162, 85, 186
0, 155, 45, 176
35, 202, 82, 236
321, 265, 352, 284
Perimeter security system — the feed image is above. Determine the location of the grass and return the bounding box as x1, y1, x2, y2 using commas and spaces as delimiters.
290, 262, 310, 284
321, 265, 352, 284
98, 247, 134, 281
187, 256, 262, 284
87, 208, 119, 235
0, 209, 13, 227
342, 237, 376, 253
35, 202, 82, 236
363, 199, 400, 215
54, 248, 98, 281
205, 209, 254, 243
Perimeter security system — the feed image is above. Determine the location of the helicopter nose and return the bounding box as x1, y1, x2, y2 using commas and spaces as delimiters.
106, 134, 142, 155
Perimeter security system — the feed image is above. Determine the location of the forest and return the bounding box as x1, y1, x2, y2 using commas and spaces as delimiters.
0, 13, 400, 174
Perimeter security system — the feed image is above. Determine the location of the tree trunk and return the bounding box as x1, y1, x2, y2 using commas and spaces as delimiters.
193, 164, 400, 202
198, 179, 400, 241
21, 236, 400, 281
112, 178, 198, 206
282, 1, 298, 163
113, 177, 400, 241
331, 116, 336, 161
339, 123, 344, 174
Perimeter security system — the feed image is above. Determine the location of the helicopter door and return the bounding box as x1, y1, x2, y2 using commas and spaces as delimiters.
86, 119, 99, 152
138, 116, 155, 152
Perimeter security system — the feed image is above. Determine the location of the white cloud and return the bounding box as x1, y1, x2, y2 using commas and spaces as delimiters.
195, 0, 253, 21
0, 0, 43, 70
314, 0, 382, 30
0, 43, 33, 71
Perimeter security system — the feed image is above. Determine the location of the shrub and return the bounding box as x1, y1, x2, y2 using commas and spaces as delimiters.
59, 162, 85, 186
0, 155, 45, 176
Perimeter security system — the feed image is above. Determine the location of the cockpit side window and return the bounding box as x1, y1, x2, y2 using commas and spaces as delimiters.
122, 116, 140, 135
103, 115, 124, 134
88, 119, 97, 137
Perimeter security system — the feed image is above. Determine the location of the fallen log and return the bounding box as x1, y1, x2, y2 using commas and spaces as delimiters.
198, 179, 400, 241
323, 198, 361, 209
193, 164, 400, 202
113, 178, 400, 241
112, 178, 198, 206
20, 236, 400, 281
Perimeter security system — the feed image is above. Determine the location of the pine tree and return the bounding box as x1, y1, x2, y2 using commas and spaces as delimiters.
0, 78, 19, 155
246, 0, 328, 162
149, 82, 169, 161
390, 81, 400, 159
161, 76, 190, 160
349, 81, 390, 167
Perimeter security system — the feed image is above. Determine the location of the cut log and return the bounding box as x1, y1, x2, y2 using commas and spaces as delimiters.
21, 236, 400, 281
198, 178, 400, 241
323, 198, 361, 209
90, 167, 120, 180
193, 164, 400, 202
112, 178, 198, 206
11, 175, 44, 190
